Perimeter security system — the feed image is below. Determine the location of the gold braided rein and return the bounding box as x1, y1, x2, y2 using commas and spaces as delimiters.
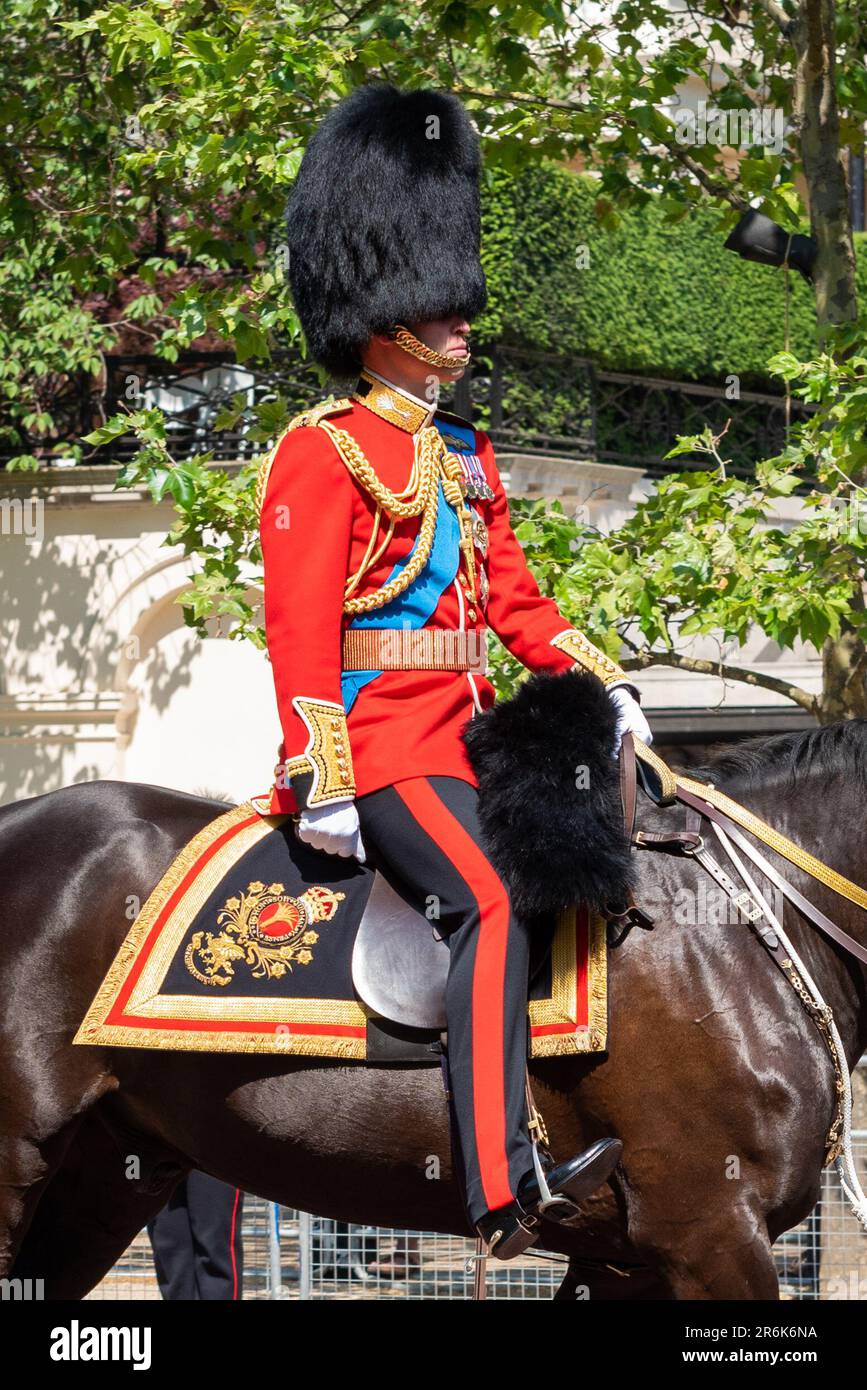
633, 738, 867, 915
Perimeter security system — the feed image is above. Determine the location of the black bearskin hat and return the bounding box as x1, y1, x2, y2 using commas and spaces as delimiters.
286, 83, 487, 379
463, 668, 634, 919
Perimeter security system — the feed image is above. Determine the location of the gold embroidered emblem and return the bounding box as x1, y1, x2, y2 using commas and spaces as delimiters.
184, 880, 344, 987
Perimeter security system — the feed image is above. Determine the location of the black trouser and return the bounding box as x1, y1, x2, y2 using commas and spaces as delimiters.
148, 1171, 244, 1300
356, 775, 533, 1224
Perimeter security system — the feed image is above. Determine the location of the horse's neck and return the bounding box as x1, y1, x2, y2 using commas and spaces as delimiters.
743, 778, 867, 1066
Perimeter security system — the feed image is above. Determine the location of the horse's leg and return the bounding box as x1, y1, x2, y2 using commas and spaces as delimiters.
655, 1232, 780, 1300
629, 1195, 780, 1301
554, 1258, 674, 1301
0, 1116, 83, 1278
12, 1110, 190, 1300
0, 1054, 118, 1278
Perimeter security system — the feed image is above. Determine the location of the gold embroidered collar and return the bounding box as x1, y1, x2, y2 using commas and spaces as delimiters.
353, 369, 437, 433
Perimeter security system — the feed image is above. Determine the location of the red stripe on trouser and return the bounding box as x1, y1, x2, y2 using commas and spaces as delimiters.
393, 779, 514, 1212
229, 1187, 241, 1300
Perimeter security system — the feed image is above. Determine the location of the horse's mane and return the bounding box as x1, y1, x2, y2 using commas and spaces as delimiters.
683, 717, 867, 797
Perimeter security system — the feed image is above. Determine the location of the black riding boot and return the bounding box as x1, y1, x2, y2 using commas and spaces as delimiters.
475, 1137, 623, 1261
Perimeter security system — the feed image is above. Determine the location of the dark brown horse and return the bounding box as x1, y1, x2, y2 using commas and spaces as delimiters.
2, 721, 866, 1300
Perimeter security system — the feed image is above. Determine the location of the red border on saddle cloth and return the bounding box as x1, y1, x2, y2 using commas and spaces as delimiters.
105, 813, 365, 1043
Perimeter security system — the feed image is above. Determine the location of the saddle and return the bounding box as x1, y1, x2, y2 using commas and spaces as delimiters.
79, 669, 867, 1087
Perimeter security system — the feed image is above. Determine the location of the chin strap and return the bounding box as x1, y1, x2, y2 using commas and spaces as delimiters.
388, 323, 470, 370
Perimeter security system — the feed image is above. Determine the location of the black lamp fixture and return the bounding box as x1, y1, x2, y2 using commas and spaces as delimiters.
724, 208, 818, 283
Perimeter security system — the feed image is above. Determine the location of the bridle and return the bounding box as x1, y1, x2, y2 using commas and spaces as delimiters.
619, 733, 867, 968
619, 732, 867, 1210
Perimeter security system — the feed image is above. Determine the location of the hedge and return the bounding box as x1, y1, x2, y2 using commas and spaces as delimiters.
477, 164, 867, 385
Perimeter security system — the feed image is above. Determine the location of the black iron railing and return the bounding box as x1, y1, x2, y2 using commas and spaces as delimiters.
2, 346, 812, 476
463, 347, 813, 477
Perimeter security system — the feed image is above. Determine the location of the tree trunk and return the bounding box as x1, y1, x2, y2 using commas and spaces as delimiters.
791, 1, 864, 718
791, 0, 859, 329
818, 617, 867, 723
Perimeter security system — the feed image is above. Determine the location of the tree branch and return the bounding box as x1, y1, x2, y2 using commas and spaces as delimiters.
753, 0, 802, 39
622, 650, 819, 715
454, 86, 751, 211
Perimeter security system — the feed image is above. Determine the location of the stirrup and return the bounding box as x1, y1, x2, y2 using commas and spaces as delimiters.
529, 1134, 580, 1221
477, 1207, 540, 1262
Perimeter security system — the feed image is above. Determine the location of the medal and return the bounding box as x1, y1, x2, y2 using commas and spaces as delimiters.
457, 452, 494, 501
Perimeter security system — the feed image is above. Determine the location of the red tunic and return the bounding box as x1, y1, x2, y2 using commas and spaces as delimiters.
260, 383, 621, 812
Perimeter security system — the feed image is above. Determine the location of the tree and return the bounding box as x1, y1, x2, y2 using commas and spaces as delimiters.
4, 1, 867, 715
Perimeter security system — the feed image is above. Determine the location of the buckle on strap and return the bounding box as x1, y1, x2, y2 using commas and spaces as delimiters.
633, 829, 703, 854
731, 890, 764, 923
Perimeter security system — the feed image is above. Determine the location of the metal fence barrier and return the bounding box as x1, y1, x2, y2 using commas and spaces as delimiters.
86, 1136, 867, 1301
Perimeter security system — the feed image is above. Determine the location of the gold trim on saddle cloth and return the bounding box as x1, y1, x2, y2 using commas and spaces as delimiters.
73, 803, 372, 1058
529, 907, 608, 1057
74, 803, 607, 1059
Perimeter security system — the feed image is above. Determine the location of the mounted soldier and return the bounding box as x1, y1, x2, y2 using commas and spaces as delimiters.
259, 82, 653, 1259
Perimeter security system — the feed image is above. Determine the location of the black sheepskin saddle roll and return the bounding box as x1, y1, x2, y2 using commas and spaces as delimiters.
462, 668, 634, 919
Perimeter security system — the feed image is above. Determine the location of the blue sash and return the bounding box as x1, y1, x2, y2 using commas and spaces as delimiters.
341, 477, 461, 712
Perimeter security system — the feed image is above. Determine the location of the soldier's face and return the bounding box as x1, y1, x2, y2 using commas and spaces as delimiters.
367, 316, 471, 398
411, 316, 472, 374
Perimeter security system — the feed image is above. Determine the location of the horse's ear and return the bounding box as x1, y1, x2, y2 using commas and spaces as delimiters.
462, 668, 634, 919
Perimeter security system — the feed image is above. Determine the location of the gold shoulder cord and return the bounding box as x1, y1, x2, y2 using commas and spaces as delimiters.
257, 406, 475, 616
318, 421, 471, 617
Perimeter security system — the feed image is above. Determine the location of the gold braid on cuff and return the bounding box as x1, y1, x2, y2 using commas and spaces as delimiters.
550, 629, 627, 687
291, 697, 356, 804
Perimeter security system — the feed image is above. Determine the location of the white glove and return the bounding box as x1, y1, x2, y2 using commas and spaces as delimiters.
296, 800, 366, 862
608, 685, 652, 757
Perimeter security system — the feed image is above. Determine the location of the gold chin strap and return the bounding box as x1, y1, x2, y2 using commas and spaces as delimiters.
389, 324, 471, 370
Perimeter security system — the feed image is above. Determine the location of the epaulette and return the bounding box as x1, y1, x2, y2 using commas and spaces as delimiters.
255, 398, 353, 518
286, 397, 354, 431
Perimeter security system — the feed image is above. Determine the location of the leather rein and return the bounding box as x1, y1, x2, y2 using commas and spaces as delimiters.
618, 733, 867, 969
